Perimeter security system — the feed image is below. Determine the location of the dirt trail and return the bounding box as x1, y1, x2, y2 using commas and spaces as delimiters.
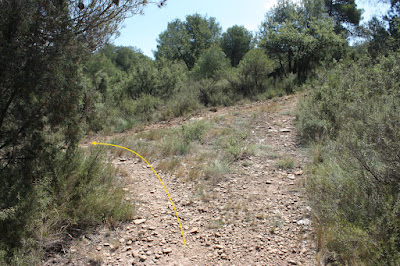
47, 95, 316, 265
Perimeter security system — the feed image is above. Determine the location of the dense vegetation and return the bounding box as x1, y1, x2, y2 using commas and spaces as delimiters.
297, 0, 400, 264
0, 0, 398, 264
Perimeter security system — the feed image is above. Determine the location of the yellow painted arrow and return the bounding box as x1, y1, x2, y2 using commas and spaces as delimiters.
92, 141, 186, 247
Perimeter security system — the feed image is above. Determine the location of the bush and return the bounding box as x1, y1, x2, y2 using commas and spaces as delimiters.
164, 86, 202, 118
191, 46, 231, 81
217, 128, 249, 161
0, 148, 134, 264
160, 121, 209, 156
193, 78, 237, 107
298, 52, 400, 264
237, 49, 275, 96
131, 94, 162, 122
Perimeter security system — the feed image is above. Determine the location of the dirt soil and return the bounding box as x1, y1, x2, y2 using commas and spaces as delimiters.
46, 95, 316, 265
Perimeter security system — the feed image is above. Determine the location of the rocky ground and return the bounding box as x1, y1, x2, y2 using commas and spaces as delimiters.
46, 95, 316, 265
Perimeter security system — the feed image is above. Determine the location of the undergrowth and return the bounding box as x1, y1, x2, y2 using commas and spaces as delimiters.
0, 149, 134, 264
297, 52, 400, 264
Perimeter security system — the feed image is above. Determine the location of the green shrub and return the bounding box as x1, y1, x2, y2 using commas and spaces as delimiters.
191, 46, 231, 81
275, 157, 295, 170
165, 86, 202, 118
275, 73, 298, 94
204, 159, 230, 185
217, 128, 249, 161
299, 52, 400, 264
52, 149, 134, 226
193, 78, 237, 107
237, 49, 275, 96
160, 121, 209, 156
0, 149, 134, 264
131, 94, 162, 121
182, 121, 209, 142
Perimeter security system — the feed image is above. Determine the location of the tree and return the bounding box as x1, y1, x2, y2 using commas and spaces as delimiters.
303, 0, 327, 20
0, 0, 164, 258
221, 25, 253, 67
360, 0, 399, 57
259, 0, 346, 80
386, 0, 400, 50
114, 46, 147, 71
323, 0, 362, 33
191, 46, 230, 80
155, 13, 222, 69
0, 0, 165, 173
364, 17, 391, 58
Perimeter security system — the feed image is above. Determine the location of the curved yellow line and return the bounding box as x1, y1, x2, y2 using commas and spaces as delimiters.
92, 141, 186, 247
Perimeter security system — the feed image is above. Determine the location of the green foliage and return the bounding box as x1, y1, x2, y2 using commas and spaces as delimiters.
155, 59, 189, 99
0, 148, 134, 264
184, 78, 234, 107
386, 0, 400, 50
81, 44, 191, 133
125, 56, 159, 98
189, 46, 238, 106
181, 121, 208, 143
160, 121, 209, 156
51, 149, 134, 226
259, 0, 347, 80
298, 52, 400, 264
130, 94, 162, 122
155, 14, 222, 69
0, 0, 162, 262
164, 86, 202, 118
221, 25, 254, 67
191, 46, 230, 81
236, 49, 275, 96
217, 128, 249, 161
364, 17, 391, 58
275, 157, 295, 169
323, 0, 363, 33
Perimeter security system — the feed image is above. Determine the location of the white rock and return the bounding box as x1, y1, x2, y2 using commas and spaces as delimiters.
297, 219, 311, 226
132, 250, 139, 257
163, 247, 172, 254
133, 218, 146, 225
189, 227, 199, 234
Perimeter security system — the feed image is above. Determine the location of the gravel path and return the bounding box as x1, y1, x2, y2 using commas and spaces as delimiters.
46, 95, 316, 265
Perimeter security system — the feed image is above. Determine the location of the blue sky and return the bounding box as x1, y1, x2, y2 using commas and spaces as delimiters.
113, 0, 391, 58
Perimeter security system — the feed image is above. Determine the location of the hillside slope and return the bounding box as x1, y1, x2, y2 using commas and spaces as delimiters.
47, 95, 316, 265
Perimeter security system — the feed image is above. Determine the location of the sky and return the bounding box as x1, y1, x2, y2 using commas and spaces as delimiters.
113, 0, 391, 58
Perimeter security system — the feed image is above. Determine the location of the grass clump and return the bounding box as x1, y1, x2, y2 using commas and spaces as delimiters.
217, 127, 250, 161
204, 159, 230, 185
275, 157, 295, 170
160, 121, 209, 156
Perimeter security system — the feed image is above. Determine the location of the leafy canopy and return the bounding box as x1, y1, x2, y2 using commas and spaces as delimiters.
155, 13, 222, 69
191, 46, 230, 81
221, 25, 253, 67
259, 0, 346, 79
